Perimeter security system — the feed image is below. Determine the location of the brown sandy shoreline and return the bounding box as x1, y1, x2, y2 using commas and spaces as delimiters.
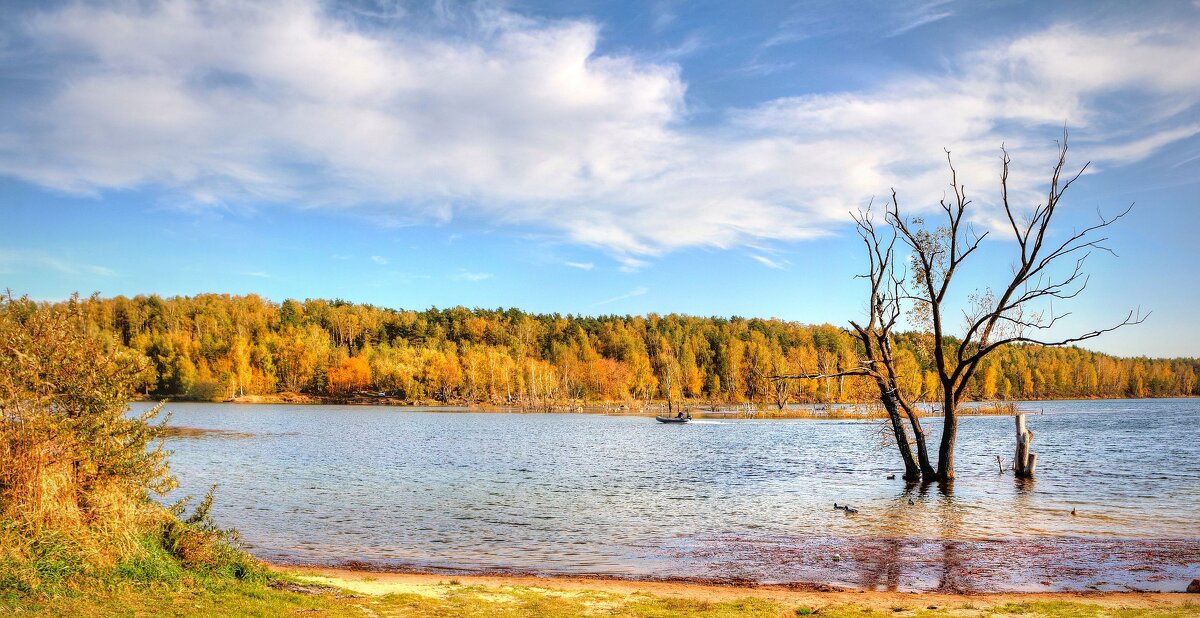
264, 536, 1200, 594
274, 564, 1200, 611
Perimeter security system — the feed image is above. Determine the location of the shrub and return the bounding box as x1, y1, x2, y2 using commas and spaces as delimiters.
0, 293, 173, 534
0, 293, 260, 593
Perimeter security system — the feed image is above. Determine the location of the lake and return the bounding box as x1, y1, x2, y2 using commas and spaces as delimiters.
138, 398, 1200, 592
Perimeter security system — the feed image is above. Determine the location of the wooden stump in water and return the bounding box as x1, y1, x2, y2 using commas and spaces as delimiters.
1014, 414, 1036, 478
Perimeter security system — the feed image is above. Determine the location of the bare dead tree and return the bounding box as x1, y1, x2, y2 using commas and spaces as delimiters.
771, 367, 792, 411
848, 208, 938, 480
772, 205, 935, 480
889, 131, 1145, 481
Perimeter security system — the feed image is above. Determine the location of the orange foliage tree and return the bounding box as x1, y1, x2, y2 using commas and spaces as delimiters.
327, 356, 372, 394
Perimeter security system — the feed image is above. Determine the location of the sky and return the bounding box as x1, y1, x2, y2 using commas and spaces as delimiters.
1, 0, 1199, 357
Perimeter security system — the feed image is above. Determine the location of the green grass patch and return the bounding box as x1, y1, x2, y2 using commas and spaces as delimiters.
985, 601, 1200, 617
364, 585, 783, 617
111, 534, 184, 584
1, 577, 360, 618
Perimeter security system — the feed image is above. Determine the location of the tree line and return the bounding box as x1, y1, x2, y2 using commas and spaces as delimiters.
59, 292, 1196, 406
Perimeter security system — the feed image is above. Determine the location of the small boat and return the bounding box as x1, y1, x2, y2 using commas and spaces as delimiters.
655, 415, 691, 424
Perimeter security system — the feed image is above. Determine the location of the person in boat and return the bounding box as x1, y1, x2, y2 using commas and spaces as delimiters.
676, 409, 685, 419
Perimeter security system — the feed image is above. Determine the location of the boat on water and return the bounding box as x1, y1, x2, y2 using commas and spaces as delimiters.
655, 415, 691, 423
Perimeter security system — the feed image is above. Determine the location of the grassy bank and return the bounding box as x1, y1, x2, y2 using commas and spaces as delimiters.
1, 573, 341, 617
0, 295, 311, 616
0, 489, 278, 615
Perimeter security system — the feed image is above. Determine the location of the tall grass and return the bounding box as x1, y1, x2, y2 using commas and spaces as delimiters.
0, 293, 261, 596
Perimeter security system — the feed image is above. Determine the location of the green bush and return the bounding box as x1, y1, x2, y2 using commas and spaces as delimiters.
113, 535, 184, 584
0, 294, 266, 596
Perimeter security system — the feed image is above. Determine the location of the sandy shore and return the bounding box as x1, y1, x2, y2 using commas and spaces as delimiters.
275, 565, 1199, 613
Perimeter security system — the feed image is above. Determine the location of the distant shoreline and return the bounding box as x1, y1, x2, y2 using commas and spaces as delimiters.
138, 392, 1197, 421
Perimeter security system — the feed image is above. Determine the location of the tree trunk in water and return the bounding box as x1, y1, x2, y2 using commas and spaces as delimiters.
894, 392, 936, 479
907, 414, 937, 479
1014, 414, 1036, 478
937, 394, 957, 482
880, 387, 920, 481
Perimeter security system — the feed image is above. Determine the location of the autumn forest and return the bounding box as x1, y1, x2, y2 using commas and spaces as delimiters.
50, 293, 1198, 407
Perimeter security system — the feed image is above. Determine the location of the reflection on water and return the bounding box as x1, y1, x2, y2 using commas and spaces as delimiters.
139, 398, 1200, 592
684, 535, 1198, 592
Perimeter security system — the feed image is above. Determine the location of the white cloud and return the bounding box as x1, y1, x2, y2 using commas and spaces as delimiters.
1083, 124, 1200, 165
564, 261, 594, 270
452, 270, 492, 282
0, 2, 1197, 263
651, 1, 677, 32
593, 286, 649, 306
762, 0, 956, 48
370, 255, 388, 265
0, 249, 116, 277
888, 0, 954, 37
750, 254, 788, 270
237, 270, 271, 278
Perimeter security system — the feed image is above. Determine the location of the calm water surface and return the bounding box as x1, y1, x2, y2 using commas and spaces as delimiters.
137, 399, 1200, 592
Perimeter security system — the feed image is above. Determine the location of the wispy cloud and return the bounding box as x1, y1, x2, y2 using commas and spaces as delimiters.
1170, 151, 1200, 169
651, 0, 677, 32
735, 59, 798, 77
0, 249, 116, 277
889, 0, 955, 37
761, 0, 955, 48
750, 254, 788, 270
237, 270, 271, 278
370, 255, 388, 265
452, 270, 492, 282
564, 261, 594, 270
593, 286, 649, 306
616, 256, 649, 273
761, 29, 808, 49
652, 32, 707, 61
0, 1, 1196, 264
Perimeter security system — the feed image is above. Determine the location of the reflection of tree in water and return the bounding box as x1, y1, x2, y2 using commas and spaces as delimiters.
931, 482, 973, 593
1013, 476, 1036, 502
849, 482, 932, 591
846, 482, 975, 592
851, 536, 906, 591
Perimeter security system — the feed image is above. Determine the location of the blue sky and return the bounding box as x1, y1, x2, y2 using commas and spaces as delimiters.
2, 0, 1199, 357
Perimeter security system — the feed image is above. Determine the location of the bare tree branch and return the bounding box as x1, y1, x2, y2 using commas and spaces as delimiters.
879, 129, 1143, 481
